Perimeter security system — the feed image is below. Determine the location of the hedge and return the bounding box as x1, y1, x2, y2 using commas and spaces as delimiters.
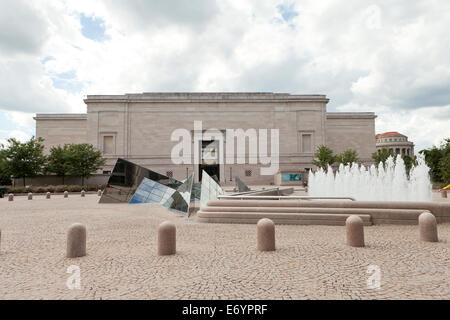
3, 184, 106, 194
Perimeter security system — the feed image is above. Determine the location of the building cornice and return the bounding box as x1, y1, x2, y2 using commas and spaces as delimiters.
376, 142, 414, 147
326, 112, 377, 119
34, 114, 87, 121
83, 92, 330, 104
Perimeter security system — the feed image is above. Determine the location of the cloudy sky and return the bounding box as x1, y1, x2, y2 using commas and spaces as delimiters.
0, 0, 449, 151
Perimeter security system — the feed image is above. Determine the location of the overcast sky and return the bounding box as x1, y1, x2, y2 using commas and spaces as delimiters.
0, 0, 449, 151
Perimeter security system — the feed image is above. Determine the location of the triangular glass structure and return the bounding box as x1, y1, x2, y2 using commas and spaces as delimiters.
235, 176, 251, 192
200, 170, 225, 208
129, 174, 194, 217
129, 178, 176, 205
99, 158, 182, 203
161, 174, 194, 216
190, 182, 202, 203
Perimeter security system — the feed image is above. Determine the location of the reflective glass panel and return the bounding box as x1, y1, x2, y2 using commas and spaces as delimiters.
130, 174, 194, 217
200, 170, 225, 208
161, 174, 194, 217
99, 158, 182, 203
190, 182, 202, 202
235, 176, 250, 192
129, 178, 176, 204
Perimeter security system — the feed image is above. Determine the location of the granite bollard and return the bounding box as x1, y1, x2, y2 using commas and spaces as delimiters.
346, 215, 365, 247
97, 190, 102, 196
81, 190, 85, 197
419, 212, 438, 242
28, 192, 33, 200
67, 223, 86, 258
64, 191, 69, 198
46, 192, 51, 199
8, 194, 14, 201
257, 218, 275, 251
158, 221, 176, 256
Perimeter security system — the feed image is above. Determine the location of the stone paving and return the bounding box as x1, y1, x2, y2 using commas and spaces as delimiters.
0, 193, 449, 300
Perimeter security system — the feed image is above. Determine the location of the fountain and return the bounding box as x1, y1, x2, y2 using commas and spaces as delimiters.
197, 153, 449, 225
308, 154, 432, 202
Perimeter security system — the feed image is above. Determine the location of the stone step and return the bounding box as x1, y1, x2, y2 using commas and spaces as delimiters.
200, 206, 426, 221
196, 211, 372, 226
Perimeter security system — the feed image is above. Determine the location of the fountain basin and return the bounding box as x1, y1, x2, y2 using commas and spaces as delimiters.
197, 199, 450, 225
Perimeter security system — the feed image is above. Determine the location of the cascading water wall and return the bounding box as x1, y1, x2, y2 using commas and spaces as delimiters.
308, 153, 432, 202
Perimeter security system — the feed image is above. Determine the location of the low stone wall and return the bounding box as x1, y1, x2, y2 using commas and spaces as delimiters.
197, 199, 450, 225
12, 174, 110, 187
227, 187, 294, 197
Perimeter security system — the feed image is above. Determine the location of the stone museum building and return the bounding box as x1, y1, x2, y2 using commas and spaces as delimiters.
375, 131, 414, 157
34, 92, 377, 184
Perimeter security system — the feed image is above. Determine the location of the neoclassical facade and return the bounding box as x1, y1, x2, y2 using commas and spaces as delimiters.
35, 92, 377, 184
376, 131, 414, 157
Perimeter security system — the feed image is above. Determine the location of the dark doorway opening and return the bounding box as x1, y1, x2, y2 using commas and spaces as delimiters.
199, 140, 220, 182
199, 164, 220, 182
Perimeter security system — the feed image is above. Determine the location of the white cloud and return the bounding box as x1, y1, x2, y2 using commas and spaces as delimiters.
0, 0, 449, 150
0, 129, 31, 146
5, 110, 35, 129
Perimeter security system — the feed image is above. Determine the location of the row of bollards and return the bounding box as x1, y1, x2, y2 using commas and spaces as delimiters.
345, 211, 439, 247
65, 221, 178, 258
2, 212, 440, 258
64, 211, 439, 259
7, 190, 103, 201
67, 223, 87, 258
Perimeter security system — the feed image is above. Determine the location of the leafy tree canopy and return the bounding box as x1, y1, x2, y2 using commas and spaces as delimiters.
420, 138, 450, 183
371, 148, 394, 166
336, 149, 359, 166
0, 147, 12, 185
2, 137, 46, 186
46, 144, 72, 184
312, 145, 336, 171
66, 143, 106, 185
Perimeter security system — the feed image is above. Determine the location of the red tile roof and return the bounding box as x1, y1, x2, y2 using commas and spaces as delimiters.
376, 131, 405, 138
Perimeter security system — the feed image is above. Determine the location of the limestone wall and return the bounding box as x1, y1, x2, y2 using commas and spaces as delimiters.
34, 93, 377, 184
34, 114, 88, 153
325, 113, 377, 164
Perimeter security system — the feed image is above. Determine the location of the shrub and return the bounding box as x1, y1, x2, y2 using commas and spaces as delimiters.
11, 186, 26, 194
55, 185, 68, 193
4, 184, 108, 194
35, 186, 48, 193
68, 185, 82, 192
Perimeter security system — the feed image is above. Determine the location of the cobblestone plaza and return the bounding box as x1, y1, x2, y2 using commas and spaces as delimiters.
1, 194, 449, 300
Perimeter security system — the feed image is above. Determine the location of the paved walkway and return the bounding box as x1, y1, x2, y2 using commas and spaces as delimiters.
0, 194, 449, 299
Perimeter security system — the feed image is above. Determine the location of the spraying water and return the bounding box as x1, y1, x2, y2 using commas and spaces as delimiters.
308, 153, 432, 202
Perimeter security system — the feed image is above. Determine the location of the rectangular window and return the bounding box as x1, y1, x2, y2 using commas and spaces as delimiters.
103, 136, 114, 154
302, 134, 312, 153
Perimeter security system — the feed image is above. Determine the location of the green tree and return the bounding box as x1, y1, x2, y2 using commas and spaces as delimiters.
371, 148, 394, 166
439, 153, 450, 184
46, 144, 72, 184
402, 154, 416, 177
312, 145, 336, 171
336, 149, 359, 166
420, 138, 450, 183
0, 148, 12, 185
67, 143, 106, 185
420, 146, 444, 182
2, 137, 47, 187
